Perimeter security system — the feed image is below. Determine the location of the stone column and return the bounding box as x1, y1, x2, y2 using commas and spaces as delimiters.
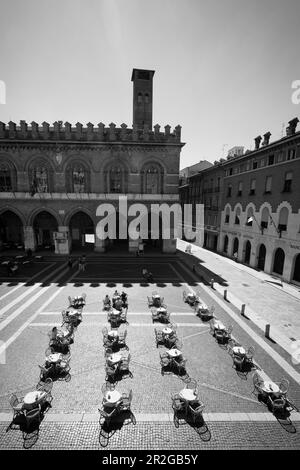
24, 226, 36, 251
94, 235, 106, 252
162, 238, 177, 253
54, 226, 71, 255
283, 251, 293, 282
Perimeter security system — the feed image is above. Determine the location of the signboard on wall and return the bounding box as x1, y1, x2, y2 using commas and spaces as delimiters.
85, 234, 95, 244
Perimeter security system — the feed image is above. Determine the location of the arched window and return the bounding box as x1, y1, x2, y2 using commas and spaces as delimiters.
142, 164, 163, 194
234, 207, 241, 225
224, 207, 230, 224
32, 166, 48, 192
138, 93, 143, 104
72, 165, 86, 193
246, 207, 254, 226
110, 166, 122, 193
0, 163, 12, 191
144, 93, 149, 104
145, 166, 159, 194
261, 207, 270, 229
278, 207, 289, 232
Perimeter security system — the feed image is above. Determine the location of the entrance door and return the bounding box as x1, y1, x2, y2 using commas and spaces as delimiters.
257, 244, 266, 270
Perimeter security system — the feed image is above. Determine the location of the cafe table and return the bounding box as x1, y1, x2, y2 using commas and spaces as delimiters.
260, 381, 280, 395
179, 388, 198, 402
46, 353, 62, 364
167, 348, 182, 358
23, 391, 46, 410
162, 327, 172, 336
107, 352, 122, 365
213, 320, 226, 331
103, 390, 122, 407
108, 330, 119, 339
232, 346, 246, 356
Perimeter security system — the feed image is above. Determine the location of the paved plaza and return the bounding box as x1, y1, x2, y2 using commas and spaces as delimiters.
0, 251, 300, 450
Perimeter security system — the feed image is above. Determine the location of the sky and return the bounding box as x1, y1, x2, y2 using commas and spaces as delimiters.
0, 0, 300, 168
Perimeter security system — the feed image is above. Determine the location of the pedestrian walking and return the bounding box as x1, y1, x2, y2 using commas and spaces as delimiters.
192, 264, 196, 273
78, 256, 83, 271
68, 256, 73, 269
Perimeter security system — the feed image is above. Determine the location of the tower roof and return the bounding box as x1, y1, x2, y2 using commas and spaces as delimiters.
131, 68, 155, 81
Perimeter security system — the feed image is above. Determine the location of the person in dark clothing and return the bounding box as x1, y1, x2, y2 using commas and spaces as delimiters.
68, 256, 73, 269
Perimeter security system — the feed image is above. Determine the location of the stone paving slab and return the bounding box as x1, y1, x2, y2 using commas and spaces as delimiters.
1, 421, 300, 450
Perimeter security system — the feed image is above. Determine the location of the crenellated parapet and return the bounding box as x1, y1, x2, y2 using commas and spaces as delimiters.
0, 121, 183, 144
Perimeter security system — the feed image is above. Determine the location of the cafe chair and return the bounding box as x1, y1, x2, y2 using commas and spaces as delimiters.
24, 406, 42, 432
173, 358, 187, 376
182, 291, 188, 302
268, 396, 286, 415
102, 326, 108, 334
36, 378, 53, 403
9, 394, 25, 420
120, 355, 132, 379
276, 378, 289, 397
175, 339, 183, 350
154, 328, 164, 347
120, 389, 133, 411
101, 382, 115, 394
120, 309, 128, 323
118, 330, 127, 348
215, 329, 226, 343
245, 346, 255, 365
184, 378, 198, 393
233, 355, 245, 371
188, 401, 205, 424
151, 308, 160, 322
38, 365, 53, 381
165, 335, 177, 349
98, 407, 117, 427
105, 364, 118, 383
252, 372, 264, 397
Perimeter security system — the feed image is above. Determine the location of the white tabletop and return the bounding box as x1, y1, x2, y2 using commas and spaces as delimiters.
163, 327, 172, 335
104, 390, 122, 405
107, 353, 122, 364
233, 346, 246, 355
23, 391, 46, 405
198, 303, 208, 311
46, 353, 62, 363
108, 330, 119, 338
111, 309, 121, 316
57, 330, 69, 338
214, 321, 226, 330
67, 309, 78, 316
167, 348, 182, 358
1, 261, 9, 265
153, 294, 160, 298
157, 307, 167, 313
179, 389, 197, 401
261, 381, 280, 394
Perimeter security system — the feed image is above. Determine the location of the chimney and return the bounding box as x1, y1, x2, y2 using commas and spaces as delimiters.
254, 135, 262, 150
262, 132, 271, 146
286, 117, 299, 136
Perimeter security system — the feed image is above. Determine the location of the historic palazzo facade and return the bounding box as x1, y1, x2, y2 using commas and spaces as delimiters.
0, 69, 184, 254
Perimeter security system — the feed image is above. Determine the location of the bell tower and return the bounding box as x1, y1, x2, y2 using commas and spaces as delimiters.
131, 68, 155, 130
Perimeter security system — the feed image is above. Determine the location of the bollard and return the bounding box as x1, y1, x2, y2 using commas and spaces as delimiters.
224, 289, 227, 300
265, 324, 270, 339
241, 304, 246, 316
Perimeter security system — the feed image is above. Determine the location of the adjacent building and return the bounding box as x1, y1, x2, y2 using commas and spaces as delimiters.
179, 118, 300, 284
0, 69, 184, 254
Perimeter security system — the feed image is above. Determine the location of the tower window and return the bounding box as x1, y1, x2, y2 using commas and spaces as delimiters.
138, 93, 142, 103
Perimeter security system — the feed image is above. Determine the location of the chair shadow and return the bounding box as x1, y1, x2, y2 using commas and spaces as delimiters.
98, 410, 137, 447
173, 410, 211, 442
6, 400, 52, 449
